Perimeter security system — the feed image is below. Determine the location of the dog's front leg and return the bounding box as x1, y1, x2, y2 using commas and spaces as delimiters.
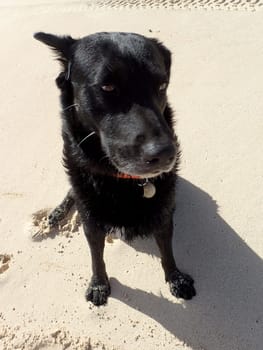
48, 188, 75, 227
82, 218, 111, 306
154, 220, 196, 300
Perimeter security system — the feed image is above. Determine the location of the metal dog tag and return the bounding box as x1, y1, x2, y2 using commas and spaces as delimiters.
143, 181, 156, 198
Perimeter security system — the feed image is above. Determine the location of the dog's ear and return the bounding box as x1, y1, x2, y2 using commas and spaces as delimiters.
34, 32, 77, 88
33, 32, 76, 63
151, 39, 171, 75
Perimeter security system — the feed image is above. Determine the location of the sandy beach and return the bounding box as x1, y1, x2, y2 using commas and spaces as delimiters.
0, 1, 263, 349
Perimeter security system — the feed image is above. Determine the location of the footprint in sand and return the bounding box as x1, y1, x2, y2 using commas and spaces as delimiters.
0, 254, 11, 274
29, 208, 81, 241
29, 207, 120, 244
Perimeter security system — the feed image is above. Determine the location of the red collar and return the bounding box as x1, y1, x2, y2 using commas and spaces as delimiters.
115, 172, 142, 180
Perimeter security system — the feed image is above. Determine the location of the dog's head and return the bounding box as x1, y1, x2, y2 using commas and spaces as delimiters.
34, 32, 178, 178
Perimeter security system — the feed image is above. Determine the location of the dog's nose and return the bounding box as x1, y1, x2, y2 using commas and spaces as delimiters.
142, 142, 176, 168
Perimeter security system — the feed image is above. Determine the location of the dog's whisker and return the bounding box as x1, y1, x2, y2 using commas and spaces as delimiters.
63, 103, 79, 111
77, 131, 96, 147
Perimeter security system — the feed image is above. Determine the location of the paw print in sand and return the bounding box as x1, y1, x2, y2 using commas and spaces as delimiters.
29, 208, 81, 241
0, 254, 11, 274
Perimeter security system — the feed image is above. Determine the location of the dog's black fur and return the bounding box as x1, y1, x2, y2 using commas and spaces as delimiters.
34, 31, 196, 305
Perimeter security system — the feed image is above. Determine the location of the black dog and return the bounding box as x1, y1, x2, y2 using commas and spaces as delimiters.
34, 32, 196, 305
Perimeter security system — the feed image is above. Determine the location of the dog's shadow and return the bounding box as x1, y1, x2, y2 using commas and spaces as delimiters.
111, 177, 263, 350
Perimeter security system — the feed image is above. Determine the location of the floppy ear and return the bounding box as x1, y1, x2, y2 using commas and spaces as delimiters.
34, 32, 76, 65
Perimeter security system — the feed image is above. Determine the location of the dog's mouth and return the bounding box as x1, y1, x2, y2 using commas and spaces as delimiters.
110, 153, 177, 179
99, 130, 178, 179
125, 166, 175, 179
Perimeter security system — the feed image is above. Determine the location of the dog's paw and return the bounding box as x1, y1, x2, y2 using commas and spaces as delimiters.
48, 207, 66, 227
168, 270, 196, 300
85, 278, 111, 306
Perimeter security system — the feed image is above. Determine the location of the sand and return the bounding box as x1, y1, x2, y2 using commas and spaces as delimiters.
1, 1, 263, 349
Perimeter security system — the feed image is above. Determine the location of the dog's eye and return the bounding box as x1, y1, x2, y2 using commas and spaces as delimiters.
159, 83, 167, 91
101, 84, 115, 92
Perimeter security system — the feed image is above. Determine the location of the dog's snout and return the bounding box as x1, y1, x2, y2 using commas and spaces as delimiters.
142, 142, 175, 168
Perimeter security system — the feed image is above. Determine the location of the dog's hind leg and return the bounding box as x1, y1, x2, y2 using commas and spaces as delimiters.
48, 188, 75, 227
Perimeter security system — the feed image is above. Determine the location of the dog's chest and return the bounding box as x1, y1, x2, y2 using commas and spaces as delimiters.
85, 179, 154, 223
81, 175, 175, 230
